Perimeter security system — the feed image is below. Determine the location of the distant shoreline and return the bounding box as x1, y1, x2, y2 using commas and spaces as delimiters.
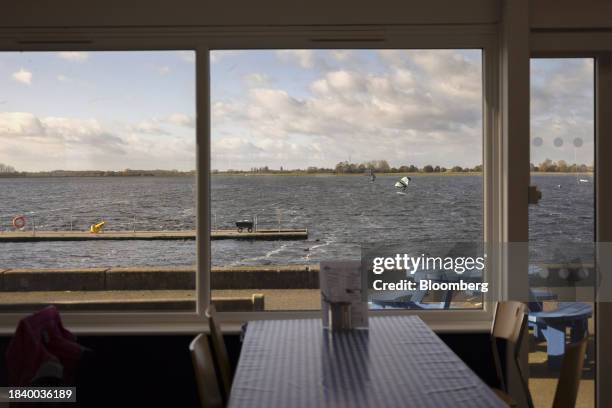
213, 171, 483, 177
0, 171, 594, 179
0, 171, 195, 179
211, 171, 594, 177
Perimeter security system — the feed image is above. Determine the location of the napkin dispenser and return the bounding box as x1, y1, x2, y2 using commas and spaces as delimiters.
328, 301, 352, 331
320, 261, 368, 331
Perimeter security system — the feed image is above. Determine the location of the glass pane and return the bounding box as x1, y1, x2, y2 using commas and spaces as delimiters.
210, 49, 484, 311
529, 58, 595, 407
0, 51, 196, 312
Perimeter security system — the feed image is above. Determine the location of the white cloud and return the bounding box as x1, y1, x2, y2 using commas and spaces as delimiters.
0, 111, 196, 171
58, 52, 89, 62
12, 68, 32, 85
128, 120, 170, 135
0, 112, 125, 159
325, 70, 366, 92
0, 112, 44, 135
166, 113, 195, 128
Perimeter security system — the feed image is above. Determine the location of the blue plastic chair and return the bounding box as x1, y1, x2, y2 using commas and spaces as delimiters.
528, 301, 592, 369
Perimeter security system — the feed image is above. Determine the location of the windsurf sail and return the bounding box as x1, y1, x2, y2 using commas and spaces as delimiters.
394, 176, 411, 190
369, 169, 376, 182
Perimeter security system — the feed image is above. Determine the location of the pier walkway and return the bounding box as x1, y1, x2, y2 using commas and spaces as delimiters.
0, 228, 308, 242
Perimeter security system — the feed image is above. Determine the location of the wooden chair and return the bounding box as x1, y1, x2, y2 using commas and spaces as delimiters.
189, 334, 224, 408
206, 304, 233, 403
490, 301, 534, 408
552, 336, 588, 408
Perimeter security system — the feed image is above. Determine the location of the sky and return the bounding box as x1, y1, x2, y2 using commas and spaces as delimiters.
0, 51, 196, 171
530, 58, 594, 167
211, 51, 594, 171
0, 50, 594, 172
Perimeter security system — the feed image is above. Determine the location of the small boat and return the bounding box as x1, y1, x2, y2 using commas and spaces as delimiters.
579, 179, 589, 183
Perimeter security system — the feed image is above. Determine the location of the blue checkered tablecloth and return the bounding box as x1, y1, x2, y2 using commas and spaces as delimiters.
228, 316, 505, 408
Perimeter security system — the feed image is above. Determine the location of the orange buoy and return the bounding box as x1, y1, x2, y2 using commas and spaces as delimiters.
12, 215, 26, 229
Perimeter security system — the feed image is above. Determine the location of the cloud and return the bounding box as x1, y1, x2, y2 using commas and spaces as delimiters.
0, 111, 196, 171
58, 52, 89, 62
12, 68, 32, 85
211, 50, 484, 170
211, 136, 324, 170
128, 120, 170, 135
166, 113, 195, 128
0, 112, 44, 135
0, 112, 126, 159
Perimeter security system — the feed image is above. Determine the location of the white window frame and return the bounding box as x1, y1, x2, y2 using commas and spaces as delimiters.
0, 24, 501, 334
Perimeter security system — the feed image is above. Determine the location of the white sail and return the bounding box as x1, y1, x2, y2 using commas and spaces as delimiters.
394, 176, 411, 189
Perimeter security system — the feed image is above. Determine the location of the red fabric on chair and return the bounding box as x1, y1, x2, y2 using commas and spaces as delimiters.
6, 306, 83, 386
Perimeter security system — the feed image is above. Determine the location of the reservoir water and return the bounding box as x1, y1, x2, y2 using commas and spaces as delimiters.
0, 174, 594, 269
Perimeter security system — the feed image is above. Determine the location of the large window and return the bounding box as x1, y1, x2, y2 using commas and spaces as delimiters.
0, 51, 196, 312
529, 58, 595, 408
210, 49, 484, 312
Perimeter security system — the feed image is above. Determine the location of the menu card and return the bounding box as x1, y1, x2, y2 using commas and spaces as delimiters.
320, 260, 368, 330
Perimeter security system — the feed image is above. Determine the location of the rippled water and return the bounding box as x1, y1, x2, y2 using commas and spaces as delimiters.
0, 174, 594, 269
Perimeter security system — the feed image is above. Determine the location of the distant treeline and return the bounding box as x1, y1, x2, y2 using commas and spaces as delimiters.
214, 158, 595, 175
531, 159, 593, 173
0, 166, 195, 178
213, 160, 483, 174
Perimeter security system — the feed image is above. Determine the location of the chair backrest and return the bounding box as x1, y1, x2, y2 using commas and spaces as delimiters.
491, 301, 533, 407
552, 337, 588, 408
189, 334, 224, 408
492, 301, 527, 344
206, 304, 233, 402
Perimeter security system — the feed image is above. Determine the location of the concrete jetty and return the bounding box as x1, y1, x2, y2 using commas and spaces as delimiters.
0, 264, 318, 312
0, 228, 308, 242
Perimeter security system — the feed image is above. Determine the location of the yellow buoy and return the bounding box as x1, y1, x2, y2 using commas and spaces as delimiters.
89, 220, 106, 233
